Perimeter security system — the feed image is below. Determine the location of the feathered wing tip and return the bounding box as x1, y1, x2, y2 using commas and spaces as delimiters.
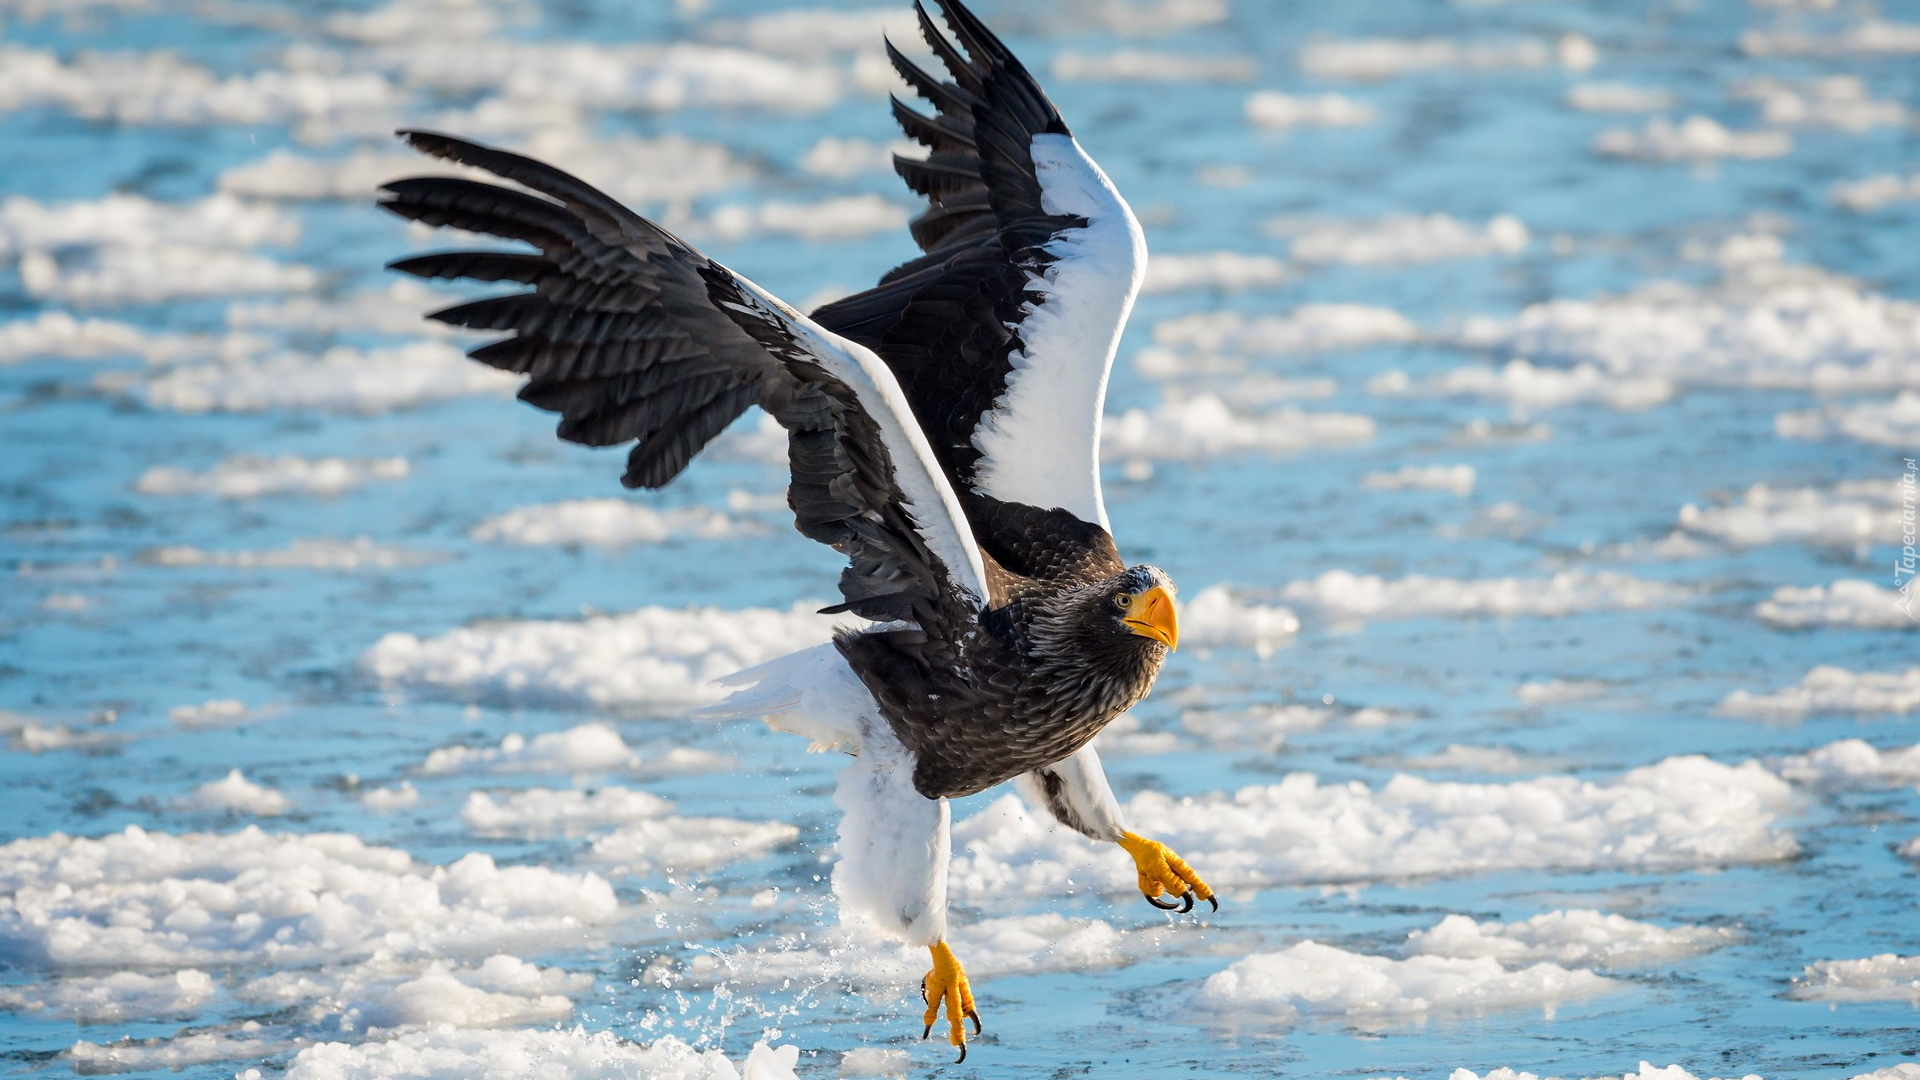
693, 643, 869, 754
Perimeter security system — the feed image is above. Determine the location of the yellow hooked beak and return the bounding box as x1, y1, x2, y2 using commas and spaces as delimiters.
1122, 585, 1179, 651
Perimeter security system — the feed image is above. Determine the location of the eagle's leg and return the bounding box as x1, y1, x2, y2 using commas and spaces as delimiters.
921, 940, 981, 1061
1116, 831, 1216, 912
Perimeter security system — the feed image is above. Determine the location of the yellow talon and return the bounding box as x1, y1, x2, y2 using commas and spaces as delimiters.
1117, 831, 1216, 913
921, 941, 980, 1063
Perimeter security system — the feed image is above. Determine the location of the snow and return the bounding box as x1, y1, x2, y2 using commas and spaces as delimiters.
1363, 464, 1476, 495
1755, 581, 1917, 630
137, 456, 410, 499
1740, 20, 1920, 57
141, 538, 445, 571
68, 1025, 294, 1074
1566, 83, 1676, 112
698, 7, 908, 57
282, 1029, 799, 1080
360, 783, 419, 812
167, 699, 252, 728
1300, 35, 1596, 80
947, 754, 1798, 898
798, 136, 912, 179
460, 786, 674, 836
21, 246, 316, 305
1674, 481, 1904, 553
1719, 667, 1920, 720
585, 816, 799, 874
1277, 569, 1691, 623
458, 787, 795, 872
418, 724, 727, 778
1140, 252, 1289, 294
1370, 360, 1673, 411
130, 342, 518, 413
0, 44, 395, 129
1179, 585, 1302, 658
1184, 702, 1405, 751
1103, 395, 1376, 461
838, 1047, 910, 1077
1593, 116, 1791, 162
224, 282, 462, 337
1150, 304, 1416, 357
704, 195, 908, 242
1776, 738, 1920, 787
1729, 75, 1907, 131
1384, 745, 1541, 773
1406, 910, 1734, 968
1053, 50, 1255, 83
1282, 213, 1529, 266
0, 826, 618, 968
1778, 393, 1920, 447
0, 192, 295, 257
363, 602, 839, 711
0, 969, 215, 1023
470, 499, 737, 546
1791, 954, 1920, 1003
243, 953, 587, 1031
1244, 91, 1376, 129
0, 310, 199, 365
176, 769, 291, 816
1516, 679, 1609, 704
1831, 173, 1920, 212
1190, 940, 1613, 1022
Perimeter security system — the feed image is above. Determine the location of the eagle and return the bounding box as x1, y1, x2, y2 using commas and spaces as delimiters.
379, 0, 1213, 1060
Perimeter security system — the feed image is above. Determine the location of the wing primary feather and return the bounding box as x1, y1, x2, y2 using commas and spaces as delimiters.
913, 0, 982, 92
885, 37, 974, 116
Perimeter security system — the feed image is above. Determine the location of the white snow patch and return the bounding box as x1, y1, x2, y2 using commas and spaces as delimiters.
225, 281, 461, 338
128, 341, 518, 413
1180, 585, 1302, 658
1776, 738, 1920, 787
0, 192, 295, 258
21, 246, 315, 305
585, 816, 799, 874
1300, 34, 1595, 80
0, 826, 618, 968
1191, 940, 1613, 1023
1778, 393, 1920, 447
0, 45, 396, 129
1594, 116, 1791, 162
1755, 580, 1917, 630
141, 538, 445, 572
705, 195, 909, 242
471, 499, 737, 547
798, 136, 914, 179
1183, 703, 1405, 751
460, 787, 674, 836
1141, 252, 1289, 294
1674, 481, 1905, 553
1719, 666, 1920, 720
0, 969, 215, 1023
360, 783, 419, 812
282, 1028, 798, 1080
1730, 75, 1907, 131
948, 754, 1798, 898
1244, 91, 1376, 129
1567, 83, 1676, 112
0, 311, 201, 365
1103, 395, 1375, 461
1144, 306, 1415, 376
839, 1047, 911, 1077
1741, 20, 1920, 57
1279, 569, 1689, 623
419, 723, 727, 778
1407, 910, 1734, 968
363, 602, 839, 711
176, 770, 291, 816
1791, 954, 1920, 1003
1369, 360, 1673, 411
1516, 679, 1609, 704
699, 7, 909, 57
167, 699, 252, 728
1385, 745, 1541, 774
243, 953, 586, 1031
1055, 50, 1255, 83
1363, 464, 1476, 495
1280, 213, 1528, 266
137, 456, 410, 499
68, 1024, 293, 1074
1831, 173, 1920, 212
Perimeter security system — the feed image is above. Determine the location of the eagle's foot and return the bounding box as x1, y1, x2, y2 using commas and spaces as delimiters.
920, 941, 980, 1063
1117, 831, 1216, 913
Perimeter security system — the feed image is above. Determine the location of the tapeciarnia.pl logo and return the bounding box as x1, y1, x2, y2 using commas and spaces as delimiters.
1898, 457, 1917, 622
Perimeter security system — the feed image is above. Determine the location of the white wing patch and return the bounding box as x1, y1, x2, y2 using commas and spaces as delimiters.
969, 132, 1147, 531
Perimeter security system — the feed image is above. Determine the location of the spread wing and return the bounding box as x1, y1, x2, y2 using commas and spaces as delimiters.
379, 130, 990, 625
812, 0, 1146, 540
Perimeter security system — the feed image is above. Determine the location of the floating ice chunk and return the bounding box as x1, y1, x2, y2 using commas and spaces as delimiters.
225, 281, 462, 338
1452, 1065, 1765, 1080
1190, 940, 1614, 1023
68, 1023, 294, 1074
0, 311, 201, 365
1091, 0, 1228, 34
1791, 954, 1920, 1003
138, 456, 410, 499
1831, 173, 1920, 212
244, 953, 586, 1031
1516, 679, 1608, 704
1675, 481, 1903, 552
1755, 581, 1917, 630
1566, 82, 1676, 112
140, 538, 446, 571
176, 770, 291, 816
167, 699, 251, 728
948, 755, 1797, 898
364, 603, 839, 711
0, 969, 214, 1023
3, 713, 115, 753
1149, 306, 1416, 363
840, 1047, 911, 1077
1719, 666, 1920, 720
0, 192, 295, 258
1244, 91, 1376, 128
1363, 464, 1476, 495
1301, 35, 1595, 79
129, 341, 518, 413
420, 724, 727, 778
799, 136, 915, 178
360, 783, 419, 812
1776, 738, 1920, 787
1370, 360, 1674, 411
585, 816, 799, 874
704, 195, 909, 241
1183, 702, 1403, 751
1778, 393, 1920, 447
1104, 395, 1375, 461
1178, 585, 1301, 658
1729, 75, 1907, 131
1382, 745, 1541, 774
282, 1028, 798, 1080
471, 499, 737, 547
1054, 50, 1254, 82
0, 826, 618, 968
460, 786, 674, 837
1280, 214, 1528, 265
1278, 569, 1690, 623
700, 7, 910, 57
1593, 116, 1791, 162
1408, 910, 1734, 968
21, 246, 317, 305
1741, 20, 1920, 56
0, 45, 396, 128
1141, 252, 1289, 294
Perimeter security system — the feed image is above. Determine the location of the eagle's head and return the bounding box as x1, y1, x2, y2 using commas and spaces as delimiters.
1024, 564, 1177, 676
1099, 564, 1179, 654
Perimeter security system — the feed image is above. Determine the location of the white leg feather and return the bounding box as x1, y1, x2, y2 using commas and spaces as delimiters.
1014, 740, 1129, 843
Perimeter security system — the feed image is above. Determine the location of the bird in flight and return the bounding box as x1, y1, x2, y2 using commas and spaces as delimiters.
380, 0, 1212, 1061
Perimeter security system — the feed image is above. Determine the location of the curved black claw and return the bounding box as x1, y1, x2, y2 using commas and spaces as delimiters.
1206, 894, 1220, 912
955, 1044, 967, 1065
1145, 891, 1181, 910
921, 1024, 932, 1040
1179, 889, 1196, 914
968, 1010, 983, 1036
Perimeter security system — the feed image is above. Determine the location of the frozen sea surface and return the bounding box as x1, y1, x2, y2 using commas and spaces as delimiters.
1, 0, 1918, 1077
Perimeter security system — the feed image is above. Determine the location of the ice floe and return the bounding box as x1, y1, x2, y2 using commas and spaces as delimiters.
585, 816, 799, 875
1778, 394, 1920, 447
704, 195, 909, 242
69, 1025, 295, 1074
1593, 116, 1791, 162
1406, 910, 1734, 968
1369, 360, 1673, 411
364, 603, 839, 711
1277, 569, 1690, 623
1244, 91, 1376, 129
1719, 666, 1920, 720
0, 969, 215, 1023
470, 499, 738, 547
1776, 738, 1920, 787
1671, 481, 1905, 554
1183, 702, 1404, 751
0, 826, 618, 967
360, 783, 419, 812
1729, 75, 1907, 131
947, 754, 1798, 898
224, 281, 463, 338
1791, 954, 1920, 1003
243, 953, 586, 1031
0, 192, 295, 257
21, 246, 316, 305
1831, 173, 1920, 212
1741, 20, 1920, 57
1279, 213, 1529, 266
1054, 50, 1255, 83
1150, 304, 1415, 358
1516, 679, 1609, 704
1103, 395, 1375, 461
0, 44, 395, 130
140, 538, 445, 571
1179, 585, 1302, 658
1566, 82, 1676, 112
798, 136, 913, 178
137, 455, 410, 499
1189, 940, 1613, 1023
1300, 35, 1595, 80
1141, 252, 1289, 294
281, 1028, 798, 1080
0, 310, 203, 365
1362, 464, 1476, 495
128, 341, 518, 413
460, 786, 674, 836
176, 769, 291, 816
1755, 581, 1916, 630
168, 699, 254, 728
419, 723, 727, 778
1380, 744, 1542, 773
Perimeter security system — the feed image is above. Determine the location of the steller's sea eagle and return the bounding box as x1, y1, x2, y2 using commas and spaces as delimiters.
379, 0, 1212, 1060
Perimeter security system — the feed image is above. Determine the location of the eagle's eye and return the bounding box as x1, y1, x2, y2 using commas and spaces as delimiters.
1113, 593, 1133, 611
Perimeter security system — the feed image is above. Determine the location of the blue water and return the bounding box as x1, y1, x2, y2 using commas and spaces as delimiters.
3, 0, 1918, 1077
